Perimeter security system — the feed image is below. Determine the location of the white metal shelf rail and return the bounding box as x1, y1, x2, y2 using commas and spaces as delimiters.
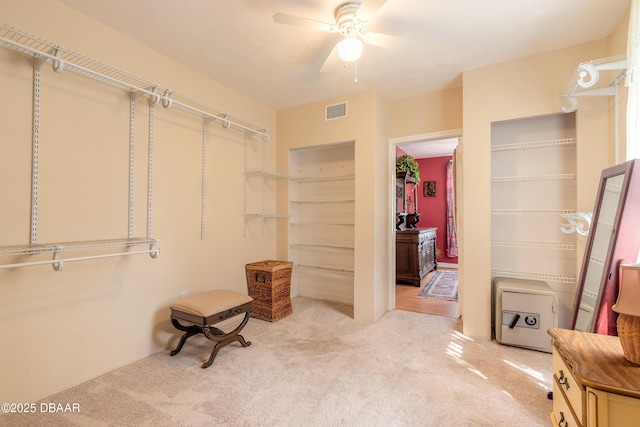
492, 241, 576, 251
492, 138, 588, 235
0, 22, 270, 268
490, 138, 576, 152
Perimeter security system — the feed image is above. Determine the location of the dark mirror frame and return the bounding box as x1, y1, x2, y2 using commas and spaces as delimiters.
570, 159, 640, 334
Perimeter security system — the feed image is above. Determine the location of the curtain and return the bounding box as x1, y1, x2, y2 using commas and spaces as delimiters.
446, 159, 458, 258
627, 0, 640, 160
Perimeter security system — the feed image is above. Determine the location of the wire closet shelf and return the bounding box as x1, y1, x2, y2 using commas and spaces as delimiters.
0, 22, 270, 140
0, 22, 270, 270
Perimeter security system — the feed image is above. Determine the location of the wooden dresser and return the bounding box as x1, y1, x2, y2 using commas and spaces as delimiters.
548, 328, 640, 427
395, 227, 437, 287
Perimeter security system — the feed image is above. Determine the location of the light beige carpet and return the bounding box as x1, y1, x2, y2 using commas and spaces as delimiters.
0, 297, 553, 426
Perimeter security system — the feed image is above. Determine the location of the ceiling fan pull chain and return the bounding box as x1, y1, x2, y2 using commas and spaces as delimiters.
354, 60, 358, 83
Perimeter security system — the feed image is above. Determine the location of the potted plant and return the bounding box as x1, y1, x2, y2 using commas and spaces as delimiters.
396, 155, 420, 184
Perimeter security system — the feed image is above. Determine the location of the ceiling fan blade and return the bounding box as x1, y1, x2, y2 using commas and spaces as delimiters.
362, 31, 414, 50
320, 45, 341, 73
273, 13, 334, 32
354, 0, 388, 22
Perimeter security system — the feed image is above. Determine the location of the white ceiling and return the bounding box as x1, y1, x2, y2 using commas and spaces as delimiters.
56, 0, 630, 111
400, 138, 459, 159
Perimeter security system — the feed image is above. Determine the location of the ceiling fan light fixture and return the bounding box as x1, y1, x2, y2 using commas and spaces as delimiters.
337, 36, 363, 62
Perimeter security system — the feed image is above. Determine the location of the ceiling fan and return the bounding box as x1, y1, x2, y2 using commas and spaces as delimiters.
273, 0, 408, 72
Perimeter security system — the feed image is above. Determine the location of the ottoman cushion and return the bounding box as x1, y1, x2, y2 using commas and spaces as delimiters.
170, 289, 253, 318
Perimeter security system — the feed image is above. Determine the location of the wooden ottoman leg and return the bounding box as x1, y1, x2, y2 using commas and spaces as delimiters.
201, 311, 252, 369
169, 318, 202, 356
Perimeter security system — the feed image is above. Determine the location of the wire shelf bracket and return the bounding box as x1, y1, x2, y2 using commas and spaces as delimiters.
559, 212, 593, 236
560, 54, 626, 163
561, 54, 627, 113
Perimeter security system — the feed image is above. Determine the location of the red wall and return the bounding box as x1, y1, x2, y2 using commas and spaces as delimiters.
416, 156, 458, 265
396, 147, 458, 265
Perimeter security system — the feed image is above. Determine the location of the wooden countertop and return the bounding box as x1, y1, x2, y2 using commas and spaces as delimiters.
548, 328, 640, 399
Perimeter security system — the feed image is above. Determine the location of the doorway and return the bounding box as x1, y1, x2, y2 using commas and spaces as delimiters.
390, 130, 461, 318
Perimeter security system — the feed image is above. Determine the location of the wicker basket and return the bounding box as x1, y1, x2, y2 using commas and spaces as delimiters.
245, 260, 293, 322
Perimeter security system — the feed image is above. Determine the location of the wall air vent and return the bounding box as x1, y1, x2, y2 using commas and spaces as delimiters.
325, 102, 348, 121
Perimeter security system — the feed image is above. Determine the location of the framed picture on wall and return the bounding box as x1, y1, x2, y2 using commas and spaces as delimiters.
424, 181, 436, 197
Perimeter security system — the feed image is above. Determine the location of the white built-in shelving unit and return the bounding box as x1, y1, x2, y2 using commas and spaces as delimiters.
289, 142, 355, 304
491, 113, 577, 327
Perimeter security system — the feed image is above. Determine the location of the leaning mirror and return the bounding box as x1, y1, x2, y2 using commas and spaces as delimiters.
571, 159, 640, 334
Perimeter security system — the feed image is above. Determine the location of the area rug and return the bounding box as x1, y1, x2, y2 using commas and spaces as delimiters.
419, 271, 458, 301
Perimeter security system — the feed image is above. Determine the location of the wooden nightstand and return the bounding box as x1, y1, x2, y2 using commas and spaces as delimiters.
548, 328, 640, 426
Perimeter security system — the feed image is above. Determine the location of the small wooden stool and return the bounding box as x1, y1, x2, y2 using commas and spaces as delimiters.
169, 290, 253, 368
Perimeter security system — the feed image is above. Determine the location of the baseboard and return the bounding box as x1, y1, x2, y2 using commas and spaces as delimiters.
438, 262, 459, 269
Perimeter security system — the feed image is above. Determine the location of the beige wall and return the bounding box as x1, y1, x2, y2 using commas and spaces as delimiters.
276, 90, 390, 321
388, 87, 463, 138
0, 0, 277, 403
610, 11, 631, 163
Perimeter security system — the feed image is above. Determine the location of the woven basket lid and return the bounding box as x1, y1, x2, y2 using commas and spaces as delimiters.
245, 260, 293, 272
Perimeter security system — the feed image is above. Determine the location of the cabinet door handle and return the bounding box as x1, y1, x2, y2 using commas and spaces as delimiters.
557, 369, 570, 390
558, 411, 569, 427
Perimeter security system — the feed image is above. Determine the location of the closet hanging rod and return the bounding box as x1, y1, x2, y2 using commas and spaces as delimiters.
0, 248, 159, 271
0, 22, 269, 140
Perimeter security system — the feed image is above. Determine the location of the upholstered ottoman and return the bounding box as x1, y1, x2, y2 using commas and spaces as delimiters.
168, 290, 253, 368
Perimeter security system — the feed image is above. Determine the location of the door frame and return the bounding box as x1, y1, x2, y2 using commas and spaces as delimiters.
387, 129, 462, 311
